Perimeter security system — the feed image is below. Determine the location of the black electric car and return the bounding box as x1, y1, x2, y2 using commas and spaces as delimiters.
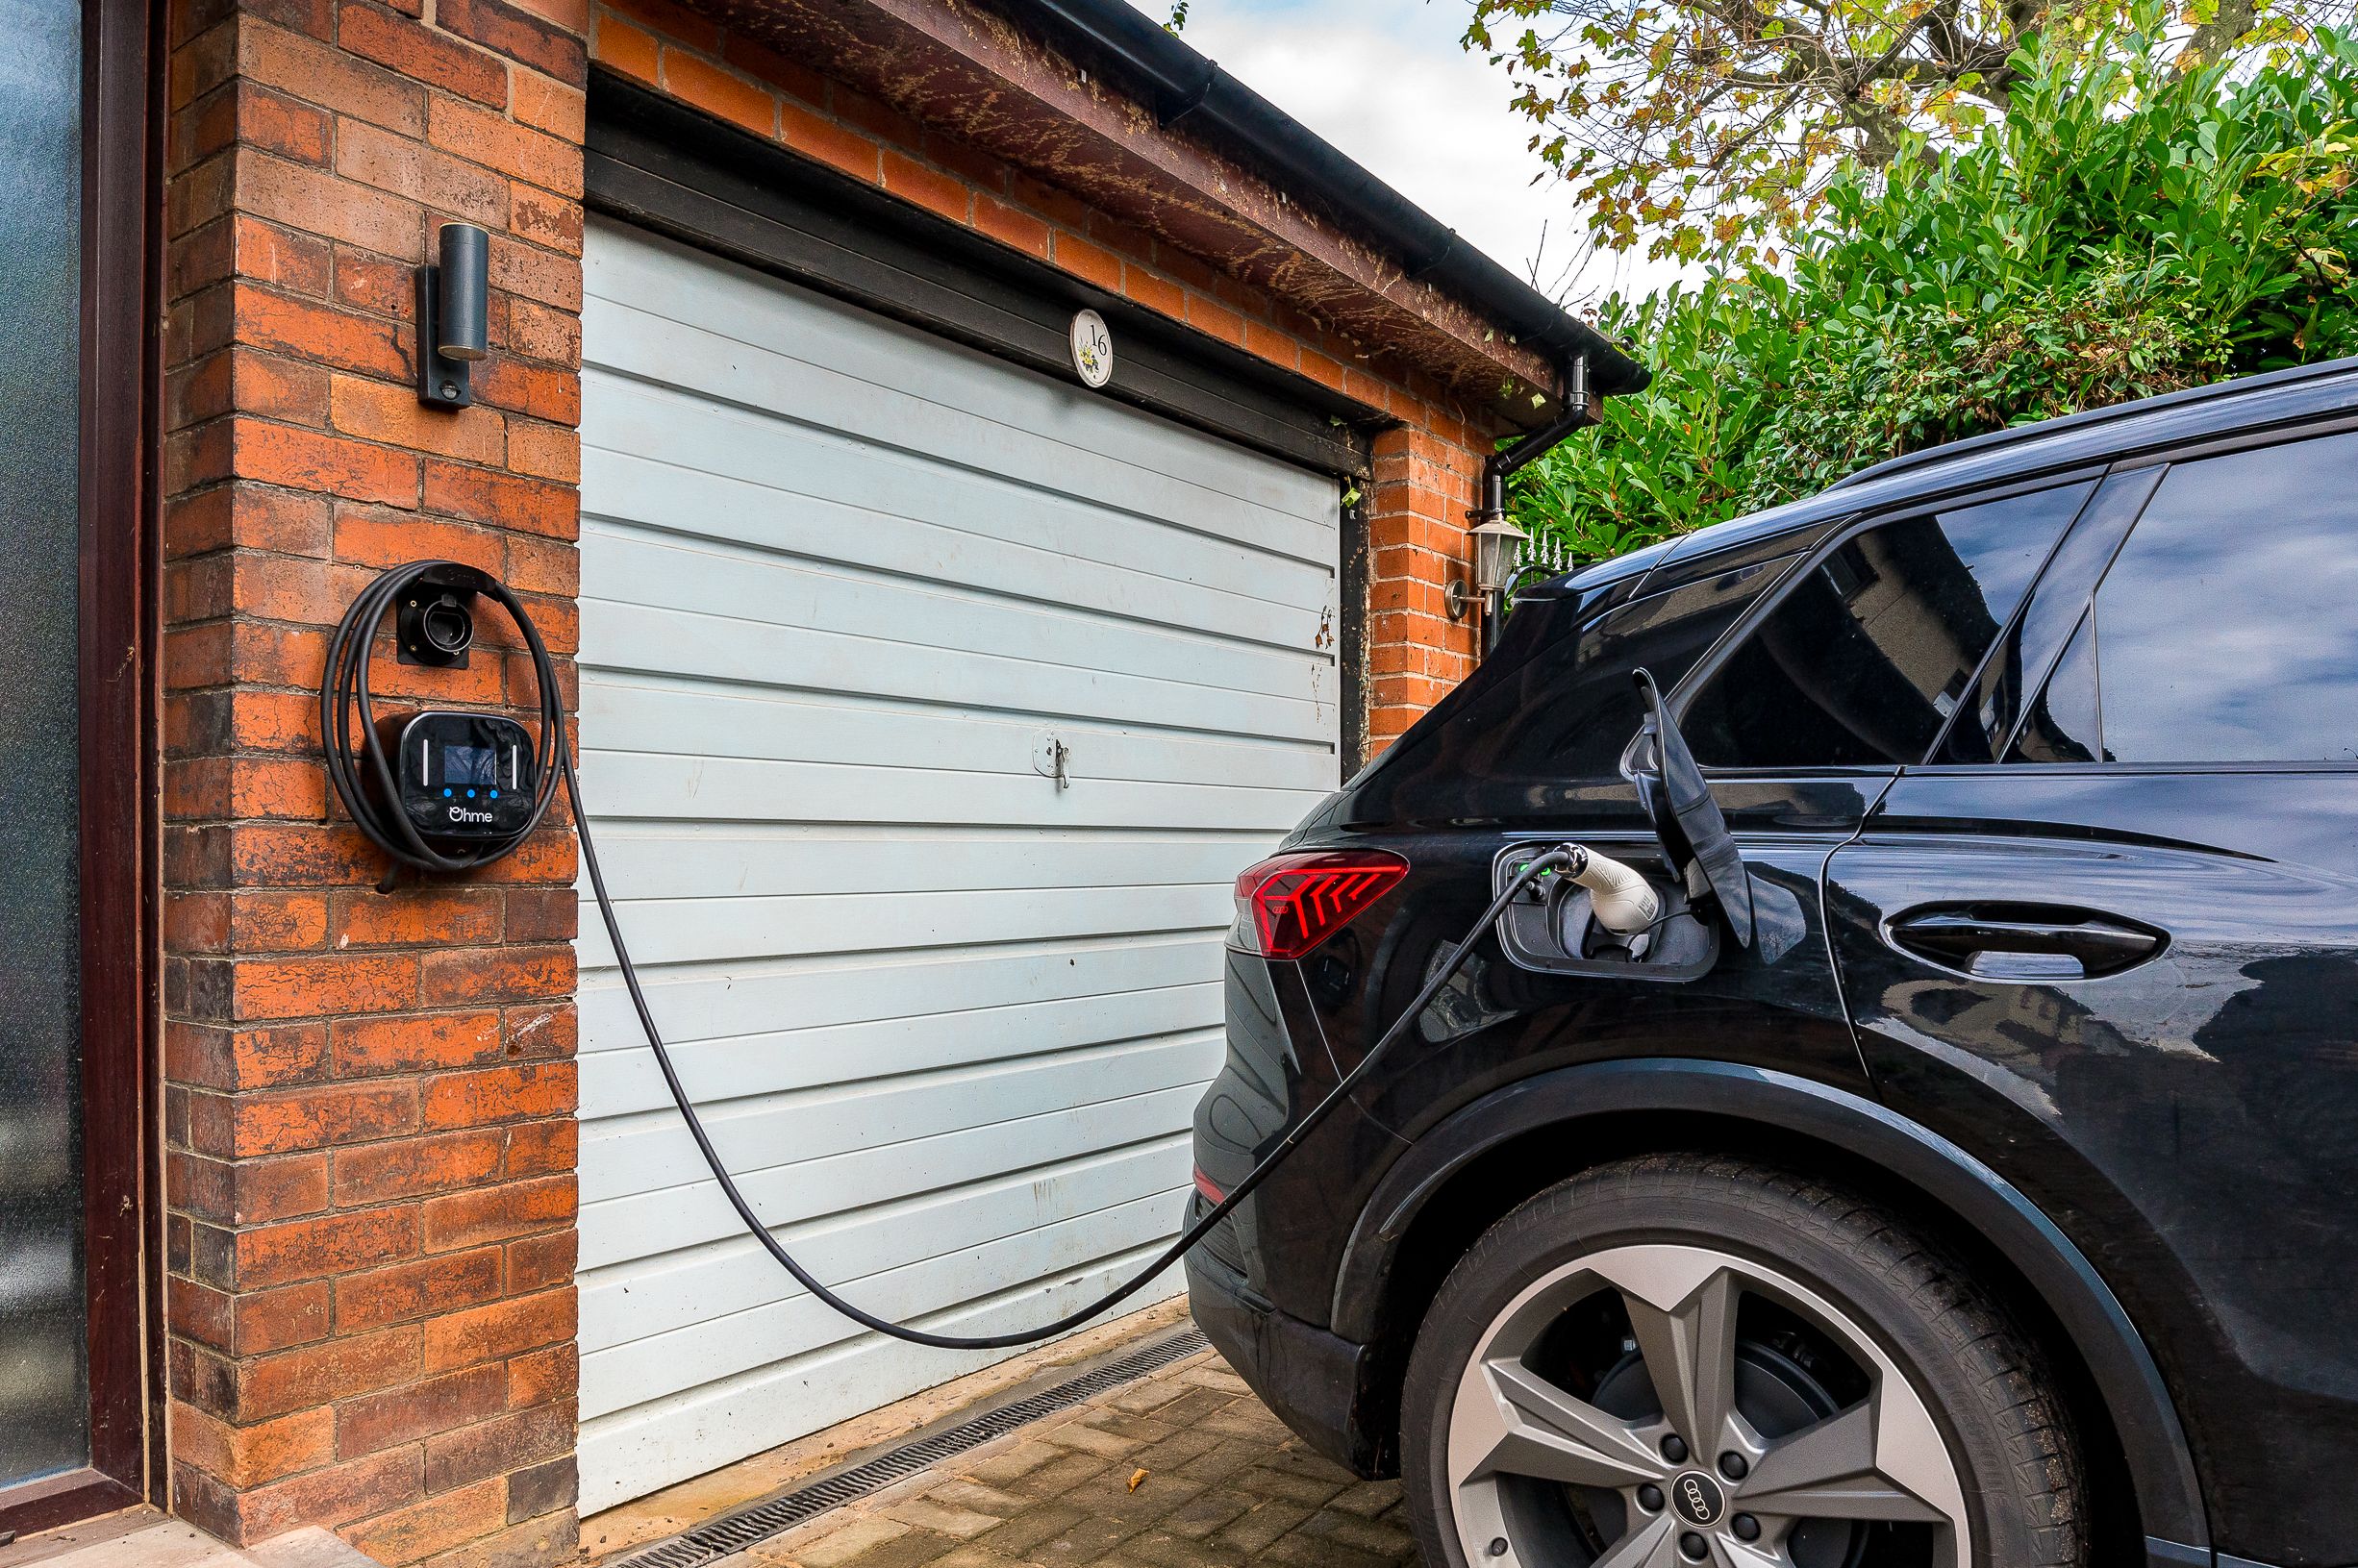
1187, 358, 2358, 1568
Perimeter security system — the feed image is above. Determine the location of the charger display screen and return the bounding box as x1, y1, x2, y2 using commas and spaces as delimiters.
394, 710, 535, 840
438, 744, 502, 787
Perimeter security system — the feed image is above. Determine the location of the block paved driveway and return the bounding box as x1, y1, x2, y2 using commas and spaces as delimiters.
734, 1342, 1420, 1568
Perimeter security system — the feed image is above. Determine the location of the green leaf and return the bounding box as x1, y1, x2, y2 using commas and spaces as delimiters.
1504, 25, 2358, 569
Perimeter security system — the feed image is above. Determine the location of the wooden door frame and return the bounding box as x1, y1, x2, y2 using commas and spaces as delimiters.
0, 0, 163, 1537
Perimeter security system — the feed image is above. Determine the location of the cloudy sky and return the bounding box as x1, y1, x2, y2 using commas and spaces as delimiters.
1116, 0, 1687, 304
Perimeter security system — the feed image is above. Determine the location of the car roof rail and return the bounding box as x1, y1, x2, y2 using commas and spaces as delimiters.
1830, 354, 2358, 492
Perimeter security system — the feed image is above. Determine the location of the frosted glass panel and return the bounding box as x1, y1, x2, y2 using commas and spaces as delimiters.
0, 0, 89, 1489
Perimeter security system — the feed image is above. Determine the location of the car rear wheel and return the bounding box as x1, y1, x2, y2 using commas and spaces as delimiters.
1400, 1155, 2085, 1568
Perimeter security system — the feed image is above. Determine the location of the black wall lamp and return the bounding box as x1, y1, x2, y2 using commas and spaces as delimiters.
416, 222, 489, 410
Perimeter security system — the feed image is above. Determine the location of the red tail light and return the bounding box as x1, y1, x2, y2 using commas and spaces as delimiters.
1230, 850, 1408, 960
1192, 1166, 1225, 1206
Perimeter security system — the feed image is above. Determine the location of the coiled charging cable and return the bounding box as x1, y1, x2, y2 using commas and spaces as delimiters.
321, 563, 566, 884
325, 560, 1577, 1350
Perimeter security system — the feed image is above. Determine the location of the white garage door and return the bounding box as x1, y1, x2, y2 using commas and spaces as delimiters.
574, 219, 1343, 1510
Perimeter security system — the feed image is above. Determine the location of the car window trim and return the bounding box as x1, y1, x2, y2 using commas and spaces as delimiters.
1918, 477, 2108, 764
2098, 404, 2358, 474
1631, 515, 1840, 600
1954, 464, 2166, 765
1904, 759, 2358, 777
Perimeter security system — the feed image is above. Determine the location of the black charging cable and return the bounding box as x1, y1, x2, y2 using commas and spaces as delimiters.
325, 560, 1576, 1351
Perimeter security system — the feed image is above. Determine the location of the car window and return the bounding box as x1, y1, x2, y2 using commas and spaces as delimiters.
1682, 483, 2091, 769
1493, 558, 1797, 778
2066, 430, 2358, 764
1352, 552, 1797, 825
1937, 468, 2160, 764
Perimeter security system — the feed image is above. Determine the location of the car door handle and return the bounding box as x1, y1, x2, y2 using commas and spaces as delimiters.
1886, 906, 2166, 981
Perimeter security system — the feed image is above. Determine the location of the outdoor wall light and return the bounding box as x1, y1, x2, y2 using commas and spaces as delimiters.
416, 222, 489, 410
1469, 514, 1530, 601
1444, 517, 1526, 624
1463, 357, 1595, 660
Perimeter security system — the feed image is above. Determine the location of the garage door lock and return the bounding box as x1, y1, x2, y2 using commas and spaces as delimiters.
1032, 733, 1072, 789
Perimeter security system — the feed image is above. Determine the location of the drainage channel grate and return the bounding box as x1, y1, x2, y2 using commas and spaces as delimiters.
610, 1327, 1211, 1568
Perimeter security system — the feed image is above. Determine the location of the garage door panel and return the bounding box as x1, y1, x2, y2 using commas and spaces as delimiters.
586, 681, 1339, 795
584, 600, 1324, 744
584, 303, 1334, 567
584, 1146, 1181, 1364
579, 1083, 1206, 1270
583, 458, 1329, 660
588, 236, 1334, 535
570, 828, 1282, 903
577, 1255, 1187, 1514
581, 1033, 1222, 1203
585, 1154, 1179, 1367
579, 215, 1339, 1506
576, 934, 1224, 1052
576, 882, 1238, 970
586, 1189, 1181, 1415
582, 1028, 1226, 1188
586, 260, 1324, 531
585, 518, 1329, 707
587, 1205, 1180, 1423
583, 397, 1336, 622
580, 757, 1322, 841
583, 982, 1219, 1119
585, 526, 1331, 715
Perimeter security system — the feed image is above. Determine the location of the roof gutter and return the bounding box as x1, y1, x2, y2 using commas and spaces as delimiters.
1011, 0, 1651, 404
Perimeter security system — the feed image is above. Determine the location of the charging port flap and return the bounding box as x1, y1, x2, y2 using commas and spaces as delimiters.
1624, 666, 1754, 948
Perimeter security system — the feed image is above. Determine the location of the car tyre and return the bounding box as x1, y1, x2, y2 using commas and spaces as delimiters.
1400, 1154, 2085, 1568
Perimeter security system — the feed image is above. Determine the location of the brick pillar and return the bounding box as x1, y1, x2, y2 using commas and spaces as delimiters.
1365, 423, 1484, 752
158, 0, 588, 1558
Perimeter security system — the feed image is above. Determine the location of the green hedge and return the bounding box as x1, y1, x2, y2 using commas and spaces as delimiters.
1515, 21, 2358, 570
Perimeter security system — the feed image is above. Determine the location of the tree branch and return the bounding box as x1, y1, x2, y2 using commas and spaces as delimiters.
2181, 0, 2258, 64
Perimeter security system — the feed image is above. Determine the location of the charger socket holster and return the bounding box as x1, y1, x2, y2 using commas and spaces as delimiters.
396, 564, 493, 668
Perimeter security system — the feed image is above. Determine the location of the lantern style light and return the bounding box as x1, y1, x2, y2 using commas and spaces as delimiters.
1469, 514, 1530, 598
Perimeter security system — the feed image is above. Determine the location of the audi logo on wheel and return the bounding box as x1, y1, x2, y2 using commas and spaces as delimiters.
1669, 1470, 1726, 1526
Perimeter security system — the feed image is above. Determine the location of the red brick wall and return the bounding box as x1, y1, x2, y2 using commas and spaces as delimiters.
588, 0, 1493, 755
159, 0, 589, 1556
1365, 429, 1486, 748
153, 0, 1518, 1558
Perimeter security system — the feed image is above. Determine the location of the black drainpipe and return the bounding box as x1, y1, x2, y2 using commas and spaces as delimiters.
1476, 356, 1596, 657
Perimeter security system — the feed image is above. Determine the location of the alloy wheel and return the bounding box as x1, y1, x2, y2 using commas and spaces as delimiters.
1444, 1243, 1971, 1568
